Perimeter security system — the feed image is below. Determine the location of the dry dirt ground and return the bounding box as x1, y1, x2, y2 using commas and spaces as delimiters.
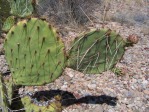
0, 0, 149, 112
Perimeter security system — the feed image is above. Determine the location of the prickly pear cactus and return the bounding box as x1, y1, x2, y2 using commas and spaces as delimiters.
4, 18, 65, 85
2, 16, 15, 32
21, 95, 62, 112
67, 29, 135, 74
8, 0, 33, 17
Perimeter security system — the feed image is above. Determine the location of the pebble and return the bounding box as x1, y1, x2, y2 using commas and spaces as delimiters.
87, 84, 96, 90
124, 91, 134, 98
143, 90, 149, 95
93, 105, 103, 112
64, 75, 71, 81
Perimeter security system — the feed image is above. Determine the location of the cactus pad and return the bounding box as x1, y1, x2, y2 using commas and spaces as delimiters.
21, 95, 62, 112
4, 18, 65, 85
2, 16, 15, 32
8, 0, 33, 17
67, 29, 130, 74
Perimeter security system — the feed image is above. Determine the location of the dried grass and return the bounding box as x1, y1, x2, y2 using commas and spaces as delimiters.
35, 0, 102, 25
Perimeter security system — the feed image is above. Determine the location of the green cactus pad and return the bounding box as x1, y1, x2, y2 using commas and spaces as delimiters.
2, 16, 15, 32
8, 0, 33, 17
21, 96, 62, 112
67, 29, 128, 74
4, 18, 65, 85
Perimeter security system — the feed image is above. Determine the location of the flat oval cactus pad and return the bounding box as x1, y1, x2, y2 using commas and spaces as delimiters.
67, 29, 127, 74
4, 18, 65, 85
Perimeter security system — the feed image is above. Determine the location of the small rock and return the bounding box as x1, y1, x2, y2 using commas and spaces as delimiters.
64, 75, 71, 81
68, 73, 74, 78
142, 80, 148, 88
92, 105, 103, 112
124, 90, 134, 98
34, 88, 38, 92
103, 89, 117, 97
55, 80, 63, 87
108, 108, 115, 112
127, 103, 135, 108
143, 90, 149, 95
87, 84, 96, 90
61, 85, 67, 90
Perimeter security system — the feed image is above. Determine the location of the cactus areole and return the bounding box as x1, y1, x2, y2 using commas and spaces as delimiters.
4, 18, 65, 85
67, 29, 129, 74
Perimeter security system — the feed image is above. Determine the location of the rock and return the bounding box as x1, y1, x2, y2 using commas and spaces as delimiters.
92, 105, 103, 112
143, 90, 149, 95
142, 80, 148, 89
108, 108, 115, 112
87, 84, 96, 90
55, 80, 63, 87
124, 90, 134, 98
103, 88, 117, 97
64, 75, 71, 81
61, 84, 67, 90
127, 103, 135, 108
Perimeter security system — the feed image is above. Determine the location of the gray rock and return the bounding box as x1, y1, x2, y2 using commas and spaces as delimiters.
103, 89, 117, 97
108, 108, 115, 112
92, 105, 103, 112
124, 90, 134, 98
142, 80, 148, 89
87, 84, 96, 90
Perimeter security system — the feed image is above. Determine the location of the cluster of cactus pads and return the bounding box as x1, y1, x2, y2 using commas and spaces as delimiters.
4, 18, 132, 85
2, 16, 138, 111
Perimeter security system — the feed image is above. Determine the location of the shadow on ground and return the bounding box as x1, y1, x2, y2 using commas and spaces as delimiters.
32, 89, 118, 107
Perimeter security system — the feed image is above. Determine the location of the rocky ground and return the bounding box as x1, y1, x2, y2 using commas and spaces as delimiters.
0, 0, 149, 112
